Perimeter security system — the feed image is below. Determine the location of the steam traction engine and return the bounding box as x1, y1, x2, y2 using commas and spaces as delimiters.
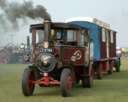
21, 20, 94, 97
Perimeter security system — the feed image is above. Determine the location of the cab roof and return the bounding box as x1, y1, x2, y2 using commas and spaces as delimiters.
65, 17, 111, 29
30, 22, 85, 31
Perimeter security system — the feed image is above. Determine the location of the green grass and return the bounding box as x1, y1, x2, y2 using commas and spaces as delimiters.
0, 58, 128, 102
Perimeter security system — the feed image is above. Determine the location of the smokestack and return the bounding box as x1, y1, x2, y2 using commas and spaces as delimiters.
27, 36, 30, 49
44, 19, 51, 41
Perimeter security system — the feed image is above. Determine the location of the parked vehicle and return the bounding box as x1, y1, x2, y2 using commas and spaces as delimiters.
22, 19, 94, 97
66, 17, 120, 79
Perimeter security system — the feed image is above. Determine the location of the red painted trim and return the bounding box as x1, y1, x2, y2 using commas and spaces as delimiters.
109, 57, 116, 60
31, 76, 60, 86
99, 57, 116, 62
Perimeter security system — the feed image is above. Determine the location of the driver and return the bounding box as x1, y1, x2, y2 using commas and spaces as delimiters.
50, 30, 63, 46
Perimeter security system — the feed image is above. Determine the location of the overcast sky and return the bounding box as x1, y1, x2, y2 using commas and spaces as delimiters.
1, 0, 128, 47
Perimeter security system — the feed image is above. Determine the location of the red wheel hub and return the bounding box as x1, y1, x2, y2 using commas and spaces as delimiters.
28, 72, 34, 89
66, 75, 73, 91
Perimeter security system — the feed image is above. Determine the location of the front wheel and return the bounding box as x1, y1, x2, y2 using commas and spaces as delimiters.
22, 67, 35, 96
60, 68, 73, 97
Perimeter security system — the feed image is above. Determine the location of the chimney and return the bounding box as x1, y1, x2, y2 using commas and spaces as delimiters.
27, 36, 30, 49
44, 19, 51, 41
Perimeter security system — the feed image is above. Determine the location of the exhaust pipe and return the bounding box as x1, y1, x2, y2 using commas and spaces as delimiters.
27, 36, 30, 49
44, 19, 51, 41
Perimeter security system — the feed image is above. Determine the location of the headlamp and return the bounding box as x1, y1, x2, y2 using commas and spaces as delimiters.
41, 54, 51, 65
36, 53, 57, 72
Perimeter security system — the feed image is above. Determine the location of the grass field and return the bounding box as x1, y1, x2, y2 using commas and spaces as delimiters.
0, 57, 128, 102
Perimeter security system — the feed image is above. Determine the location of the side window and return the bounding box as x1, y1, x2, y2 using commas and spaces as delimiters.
90, 41, 94, 60
102, 28, 106, 42
36, 30, 44, 43
80, 31, 84, 46
110, 31, 114, 43
67, 30, 76, 42
84, 30, 90, 46
79, 30, 90, 46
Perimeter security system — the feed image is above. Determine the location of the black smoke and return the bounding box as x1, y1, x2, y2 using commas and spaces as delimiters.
0, 0, 51, 30
0, 0, 7, 9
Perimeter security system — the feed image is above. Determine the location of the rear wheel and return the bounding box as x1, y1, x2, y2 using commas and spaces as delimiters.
96, 63, 103, 79
39, 84, 44, 87
60, 68, 73, 97
108, 67, 113, 74
22, 68, 35, 96
115, 58, 121, 72
82, 64, 94, 88
108, 62, 113, 75
76, 78, 80, 84
115, 63, 120, 72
